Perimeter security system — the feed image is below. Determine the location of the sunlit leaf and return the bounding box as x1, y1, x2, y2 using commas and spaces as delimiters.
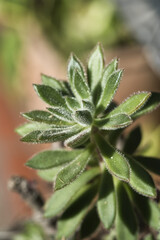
41, 74, 69, 94
48, 107, 74, 122
74, 109, 93, 126
26, 149, 83, 169
73, 69, 91, 101
16, 122, 50, 137
21, 125, 82, 143
37, 166, 62, 181
33, 84, 66, 107
44, 168, 100, 218
96, 69, 122, 114
94, 113, 132, 130
68, 54, 85, 92
65, 96, 81, 111
97, 170, 116, 229
65, 127, 91, 148
55, 147, 92, 190
95, 133, 130, 182
108, 92, 151, 117
132, 92, 160, 119
88, 44, 104, 92
22, 110, 72, 126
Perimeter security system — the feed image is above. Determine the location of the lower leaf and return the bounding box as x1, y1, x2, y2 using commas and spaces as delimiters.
55, 147, 92, 190
115, 181, 138, 240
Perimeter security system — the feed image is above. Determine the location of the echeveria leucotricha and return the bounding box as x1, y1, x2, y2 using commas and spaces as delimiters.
17, 44, 160, 240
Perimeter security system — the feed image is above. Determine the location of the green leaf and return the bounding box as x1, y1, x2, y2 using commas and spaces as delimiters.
16, 122, 50, 137
132, 92, 160, 119
127, 156, 156, 198
80, 206, 100, 239
95, 133, 130, 182
115, 182, 138, 240
96, 69, 123, 114
134, 156, 160, 176
64, 127, 91, 148
26, 149, 83, 169
82, 100, 95, 115
56, 181, 98, 240
33, 84, 66, 108
13, 222, 46, 240
41, 74, 69, 94
94, 113, 132, 130
37, 166, 62, 181
123, 126, 141, 154
97, 171, 116, 229
22, 110, 72, 126
101, 59, 118, 87
68, 54, 85, 90
73, 69, 91, 101
88, 43, 104, 92
21, 125, 81, 143
65, 96, 81, 111
55, 148, 91, 190
48, 107, 73, 122
108, 92, 151, 117
129, 187, 160, 231
44, 168, 100, 218
74, 109, 93, 126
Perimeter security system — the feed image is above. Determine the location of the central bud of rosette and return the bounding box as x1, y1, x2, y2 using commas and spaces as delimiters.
19, 44, 150, 150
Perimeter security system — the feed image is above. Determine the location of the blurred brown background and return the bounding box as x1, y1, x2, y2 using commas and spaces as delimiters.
0, 0, 160, 231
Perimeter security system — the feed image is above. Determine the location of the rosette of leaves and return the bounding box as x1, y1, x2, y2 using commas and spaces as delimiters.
16, 44, 160, 240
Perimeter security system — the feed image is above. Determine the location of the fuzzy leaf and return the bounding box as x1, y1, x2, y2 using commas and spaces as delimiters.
82, 100, 95, 114
94, 113, 132, 130
95, 134, 130, 182
55, 147, 91, 190
56, 181, 98, 240
97, 171, 116, 229
80, 207, 100, 239
73, 69, 91, 101
116, 182, 138, 240
134, 156, 160, 176
44, 168, 100, 218
41, 74, 69, 94
16, 123, 50, 137
22, 110, 72, 126
132, 92, 160, 119
64, 127, 90, 148
37, 166, 62, 181
26, 149, 82, 169
108, 92, 151, 117
65, 96, 81, 111
74, 110, 93, 126
127, 156, 156, 198
101, 59, 118, 87
48, 107, 73, 122
123, 126, 141, 154
96, 70, 122, 114
88, 44, 104, 92
21, 125, 81, 143
68, 54, 85, 90
33, 84, 66, 107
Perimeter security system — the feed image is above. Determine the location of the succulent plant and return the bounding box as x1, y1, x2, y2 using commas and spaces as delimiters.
16, 44, 160, 240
